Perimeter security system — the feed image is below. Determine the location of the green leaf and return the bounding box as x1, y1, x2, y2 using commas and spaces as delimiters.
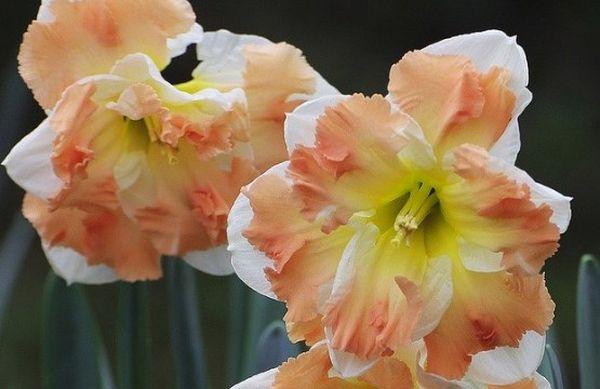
226, 276, 248, 386
166, 259, 209, 389
577, 254, 600, 389
41, 272, 114, 389
0, 214, 35, 332
538, 344, 564, 389
241, 290, 285, 378
116, 282, 150, 389
254, 321, 302, 373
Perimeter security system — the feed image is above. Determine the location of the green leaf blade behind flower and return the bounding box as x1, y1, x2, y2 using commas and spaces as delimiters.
165, 259, 209, 389
0, 214, 35, 332
577, 254, 600, 389
226, 276, 248, 386
241, 290, 286, 378
538, 344, 564, 389
41, 272, 114, 389
116, 282, 151, 389
254, 320, 302, 373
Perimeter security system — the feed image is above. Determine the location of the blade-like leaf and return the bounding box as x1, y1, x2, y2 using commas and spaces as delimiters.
117, 282, 150, 389
41, 272, 113, 389
0, 213, 34, 333
254, 321, 302, 373
577, 254, 600, 389
226, 276, 248, 385
538, 344, 564, 389
166, 259, 209, 389
241, 291, 285, 377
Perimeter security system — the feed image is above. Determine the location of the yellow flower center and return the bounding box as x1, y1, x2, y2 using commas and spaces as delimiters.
125, 118, 179, 165
392, 182, 438, 247
175, 77, 222, 94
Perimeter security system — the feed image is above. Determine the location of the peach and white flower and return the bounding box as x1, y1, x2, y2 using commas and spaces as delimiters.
182, 29, 339, 172
228, 30, 571, 381
232, 331, 551, 388
3, 0, 337, 283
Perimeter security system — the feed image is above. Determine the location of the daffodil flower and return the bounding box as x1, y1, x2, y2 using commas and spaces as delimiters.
232, 331, 551, 388
228, 30, 571, 380
182, 29, 339, 172
3, 0, 337, 283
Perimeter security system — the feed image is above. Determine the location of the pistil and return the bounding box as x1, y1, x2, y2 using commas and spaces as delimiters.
392, 182, 438, 246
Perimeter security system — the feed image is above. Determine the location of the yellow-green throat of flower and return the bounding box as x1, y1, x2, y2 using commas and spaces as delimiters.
392, 182, 438, 247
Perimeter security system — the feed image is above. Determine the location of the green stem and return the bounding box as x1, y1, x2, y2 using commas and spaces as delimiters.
117, 282, 150, 389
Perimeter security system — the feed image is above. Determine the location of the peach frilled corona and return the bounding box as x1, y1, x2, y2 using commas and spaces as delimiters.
228, 30, 571, 385
3, 0, 337, 283
233, 332, 551, 388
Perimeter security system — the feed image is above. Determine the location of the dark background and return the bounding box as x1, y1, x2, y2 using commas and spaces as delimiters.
0, 0, 598, 387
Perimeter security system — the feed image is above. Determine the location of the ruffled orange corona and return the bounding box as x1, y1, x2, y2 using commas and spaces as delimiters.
232, 331, 551, 388
228, 30, 570, 383
4, 0, 337, 283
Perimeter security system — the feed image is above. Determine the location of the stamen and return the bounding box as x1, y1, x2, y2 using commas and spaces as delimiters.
143, 116, 159, 143
392, 183, 438, 247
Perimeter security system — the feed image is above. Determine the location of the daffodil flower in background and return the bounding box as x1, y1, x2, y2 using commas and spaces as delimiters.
3, 0, 337, 283
228, 30, 571, 383
233, 331, 551, 388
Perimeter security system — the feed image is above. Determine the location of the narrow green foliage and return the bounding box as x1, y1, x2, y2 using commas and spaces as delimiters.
241, 291, 286, 377
226, 276, 248, 385
254, 321, 302, 373
116, 282, 150, 389
538, 344, 564, 389
0, 214, 34, 332
577, 254, 600, 389
166, 260, 209, 389
41, 273, 114, 389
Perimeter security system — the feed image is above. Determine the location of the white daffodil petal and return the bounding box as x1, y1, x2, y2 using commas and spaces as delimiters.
313, 73, 341, 98
327, 222, 378, 304
320, 222, 380, 378
531, 182, 572, 234
486, 154, 572, 233
167, 23, 204, 58
105, 53, 247, 113
283, 94, 349, 154
37, 0, 55, 22
113, 151, 156, 218
2, 119, 62, 199
325, 327, 377, 378
423, 29, 528, 90
459, 240, 504, 273
467, 331, 546, 385
183, 245, 234, 276
44, 245, 118, 285
397, 117, 438, 171
424, 30, 530, 163
228, 194, 276, 298
533, 372, 552, 389
489, 88, 532, 164
411, 256, 453, 340
194, 29, 271, 84
228, 162, 291, 300
230, 368, 278, 389
195, 29, 338, 105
